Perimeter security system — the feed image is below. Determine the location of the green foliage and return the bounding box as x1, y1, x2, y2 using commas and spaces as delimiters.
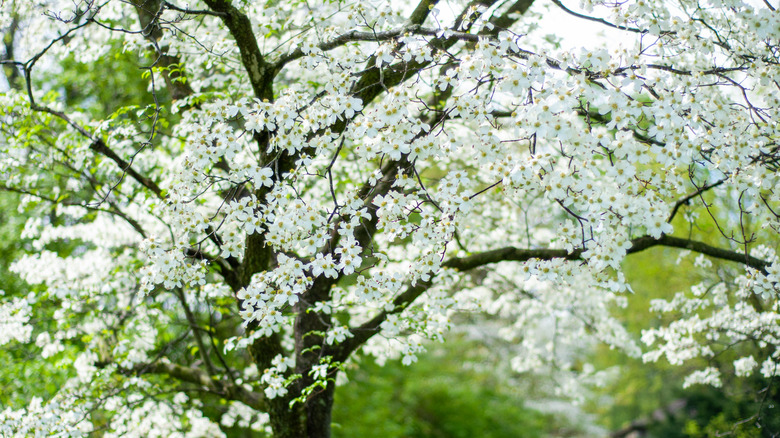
594, 239, 780, 437
332, 339, 551, 438
0, 192, 73, 408
648, 379, 780, 438
52, 43, 158, 114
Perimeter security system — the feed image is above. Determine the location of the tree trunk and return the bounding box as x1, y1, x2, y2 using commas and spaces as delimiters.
267, 400, 306, 438
284, 280, 337, 438
268, 382, 336, 438
304, 381, 337, 438
265, 367, 337, 438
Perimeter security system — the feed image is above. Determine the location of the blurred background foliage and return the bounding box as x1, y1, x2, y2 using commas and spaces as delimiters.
331, 338, 552, 438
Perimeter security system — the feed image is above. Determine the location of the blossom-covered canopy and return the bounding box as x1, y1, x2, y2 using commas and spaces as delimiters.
0, 0, 778, 436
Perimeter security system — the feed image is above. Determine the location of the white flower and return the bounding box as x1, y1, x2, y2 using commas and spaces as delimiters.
325, 326, 353, 345
0, 297, 32, 346
311, 364, 329, 380
310, 254, 338, 279
250, 166, 274, 187
761, 358, 778, 378
733, 356, 758, 377
683, 367, 722, 388
271, 354, 294, 373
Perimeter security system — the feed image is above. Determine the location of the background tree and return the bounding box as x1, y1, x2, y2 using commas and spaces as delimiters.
0, 0, 779, 437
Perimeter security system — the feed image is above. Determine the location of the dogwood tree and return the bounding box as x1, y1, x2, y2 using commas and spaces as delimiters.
0, 0, 778, 436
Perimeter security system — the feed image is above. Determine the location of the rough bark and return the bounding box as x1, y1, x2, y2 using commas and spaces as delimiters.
130, 0, 194, 100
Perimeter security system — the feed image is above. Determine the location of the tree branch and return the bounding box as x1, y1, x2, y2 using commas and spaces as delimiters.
130, 0, 194, 100
8, 5, 166, 203
131, 360, 267, 411
1, 14, 21, 89
202, 0, 273, 101
1, 185, 149, 238
667, 179, 727, 223
550, 0, 646, 34
174, 288, 219, 377
336, 233, 772, 361
162, 0, 227, 17
21, 68, 164, 198
629, 235, 770, 273
488, 0, 536, 32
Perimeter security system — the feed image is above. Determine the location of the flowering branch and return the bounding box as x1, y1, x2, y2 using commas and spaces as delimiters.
336, 233, 772, 360
202, 0, 273, 101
